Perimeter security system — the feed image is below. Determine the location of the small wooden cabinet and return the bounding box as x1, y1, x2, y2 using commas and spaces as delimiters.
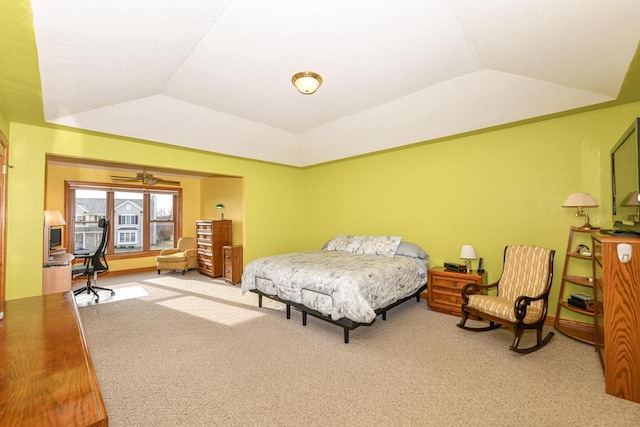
222, 245, 243, 284
592, 233, 640, 404
427, 267, 486, 317
43, 252, 74, 295
196, 220, 232, 278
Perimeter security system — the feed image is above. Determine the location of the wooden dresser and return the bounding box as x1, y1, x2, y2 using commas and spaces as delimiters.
427, 267, 486, 317
196, 220, 232, 278
0, 292, 108, 426
592, 233, 640, 403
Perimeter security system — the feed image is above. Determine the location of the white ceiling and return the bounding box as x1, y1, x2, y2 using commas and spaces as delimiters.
31, 0, 640, 167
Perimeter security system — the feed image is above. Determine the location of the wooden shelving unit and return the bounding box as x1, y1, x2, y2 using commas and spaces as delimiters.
554, 225, 600, 344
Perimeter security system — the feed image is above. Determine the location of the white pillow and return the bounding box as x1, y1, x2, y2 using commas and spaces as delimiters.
324, 234, 363, 253
395, 241, 428, 259
355, 235, 402, 257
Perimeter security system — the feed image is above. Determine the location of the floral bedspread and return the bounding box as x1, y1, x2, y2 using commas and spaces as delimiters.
241, 250, 425, 323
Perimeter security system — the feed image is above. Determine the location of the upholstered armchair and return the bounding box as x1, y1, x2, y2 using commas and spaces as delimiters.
457, 245, 556, 354
156, 237, 198, 275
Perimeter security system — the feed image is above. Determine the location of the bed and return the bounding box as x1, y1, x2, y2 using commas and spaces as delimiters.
241, 235, 429, 342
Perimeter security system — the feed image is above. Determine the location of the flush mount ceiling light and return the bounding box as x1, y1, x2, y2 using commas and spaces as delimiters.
291, 71, 323, 95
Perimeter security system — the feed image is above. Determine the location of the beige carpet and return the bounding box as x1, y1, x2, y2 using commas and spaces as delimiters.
78, 271, 640, 426
74, 285, 149, 307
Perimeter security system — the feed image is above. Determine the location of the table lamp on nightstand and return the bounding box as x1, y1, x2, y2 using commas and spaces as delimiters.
460, 245, 477, 273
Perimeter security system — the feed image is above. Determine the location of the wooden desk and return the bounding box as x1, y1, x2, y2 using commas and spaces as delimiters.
43, 252, 74, 294
0, 292, 108, 426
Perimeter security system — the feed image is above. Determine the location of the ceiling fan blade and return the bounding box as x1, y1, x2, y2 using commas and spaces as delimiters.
111, 172, 181, 186
156, 178, 181, 186
111, 175, 138, 181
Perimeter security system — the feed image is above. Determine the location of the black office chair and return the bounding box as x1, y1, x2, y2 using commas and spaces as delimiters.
73, 218, 115, 303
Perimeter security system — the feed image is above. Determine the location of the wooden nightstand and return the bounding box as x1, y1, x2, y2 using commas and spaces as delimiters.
427, 267, 486, 317
222, 245, 243, 284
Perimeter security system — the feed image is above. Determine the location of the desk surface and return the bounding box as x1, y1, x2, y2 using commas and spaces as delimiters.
0, 292, 108, 426
43, 252, 75, 266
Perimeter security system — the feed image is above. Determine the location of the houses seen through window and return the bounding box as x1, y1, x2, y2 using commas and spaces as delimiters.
68, 183, 181, 258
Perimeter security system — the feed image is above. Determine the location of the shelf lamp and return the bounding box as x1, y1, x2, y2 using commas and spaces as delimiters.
562, 193, 598, 229
460, 245, 477, 274
44, 210, 66, 226
215, 203, 225, 220
291, 71, 323, 95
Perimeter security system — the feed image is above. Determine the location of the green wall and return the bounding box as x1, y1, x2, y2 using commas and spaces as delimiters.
302, 102, 640, 317
5, 123, 305, 300
5, 102, 640, 312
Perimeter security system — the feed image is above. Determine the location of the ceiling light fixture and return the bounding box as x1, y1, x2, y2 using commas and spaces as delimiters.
291, 71, 323, 95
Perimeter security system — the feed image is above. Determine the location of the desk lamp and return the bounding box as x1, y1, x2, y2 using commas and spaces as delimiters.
215, 204, 225, 220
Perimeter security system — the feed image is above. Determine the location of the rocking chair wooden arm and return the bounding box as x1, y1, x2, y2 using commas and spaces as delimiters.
460, 281, 498, 304
513, 292, 548, 321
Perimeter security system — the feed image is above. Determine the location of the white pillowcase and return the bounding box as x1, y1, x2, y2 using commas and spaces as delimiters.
395, 241, 428, 259
355, 235, 402, 257
324, 234, 362, 253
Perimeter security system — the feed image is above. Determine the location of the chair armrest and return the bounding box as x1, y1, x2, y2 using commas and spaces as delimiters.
184, 248, 197, 257
460, 281, 498, 304
159, 248, 179, 256
513, 292, 549, 321
74, 252, 91, 259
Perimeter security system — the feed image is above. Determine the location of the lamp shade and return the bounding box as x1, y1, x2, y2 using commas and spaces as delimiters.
622, 191, 640, 207
292, 71, 323, 95
44, 210, 66, 226
562, 193, 598, 208
215, 204, 225, 209
460, 245, 477, 260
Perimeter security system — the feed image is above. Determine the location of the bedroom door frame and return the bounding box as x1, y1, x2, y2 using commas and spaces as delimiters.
0, 130, 7, 302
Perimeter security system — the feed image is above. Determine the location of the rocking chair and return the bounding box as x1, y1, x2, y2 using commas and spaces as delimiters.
457, 245, 555, 354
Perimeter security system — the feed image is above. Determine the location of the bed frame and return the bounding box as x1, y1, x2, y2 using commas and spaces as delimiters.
250, 283, 427, 343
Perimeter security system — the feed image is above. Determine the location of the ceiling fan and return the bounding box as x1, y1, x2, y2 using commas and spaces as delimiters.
110, 170, 181, 186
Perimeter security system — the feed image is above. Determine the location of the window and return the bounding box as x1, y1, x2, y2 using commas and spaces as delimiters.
118, 214, 138, 225
67, 182, 182, 258
150, 193, 175, 250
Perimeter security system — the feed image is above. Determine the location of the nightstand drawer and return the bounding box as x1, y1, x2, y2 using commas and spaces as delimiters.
430, 289, 464, 309
431, 276, 471, 291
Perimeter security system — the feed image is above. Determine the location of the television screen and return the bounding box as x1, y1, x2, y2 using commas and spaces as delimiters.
49, 227, 62, 249
611, 118, 640, 235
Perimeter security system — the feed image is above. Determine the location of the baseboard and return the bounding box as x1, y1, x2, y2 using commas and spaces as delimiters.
106, 266, 157, 277
72, 266, 157, 282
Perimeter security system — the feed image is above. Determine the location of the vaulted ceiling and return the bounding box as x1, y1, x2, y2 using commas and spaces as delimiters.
3, 1, 640, 166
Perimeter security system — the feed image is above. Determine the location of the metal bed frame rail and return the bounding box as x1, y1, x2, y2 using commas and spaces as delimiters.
250, 283, 427, 343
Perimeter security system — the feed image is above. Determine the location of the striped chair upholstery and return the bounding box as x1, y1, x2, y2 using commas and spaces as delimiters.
466, 245, 552, 324
457, 244, 555, 353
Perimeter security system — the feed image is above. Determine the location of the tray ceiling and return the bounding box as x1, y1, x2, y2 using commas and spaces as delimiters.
31, 0, 640, 166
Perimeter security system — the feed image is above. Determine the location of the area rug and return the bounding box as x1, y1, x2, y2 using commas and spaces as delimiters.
74, 285, 149, 307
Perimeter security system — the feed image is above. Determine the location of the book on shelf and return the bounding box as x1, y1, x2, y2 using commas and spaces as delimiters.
570, 292, 593, 302
568, 297, 594, 312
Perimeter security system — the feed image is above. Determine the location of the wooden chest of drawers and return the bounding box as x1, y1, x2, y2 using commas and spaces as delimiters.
222, 245, 243, 284
427, 267, 486, 317
196, 220, 232, 278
